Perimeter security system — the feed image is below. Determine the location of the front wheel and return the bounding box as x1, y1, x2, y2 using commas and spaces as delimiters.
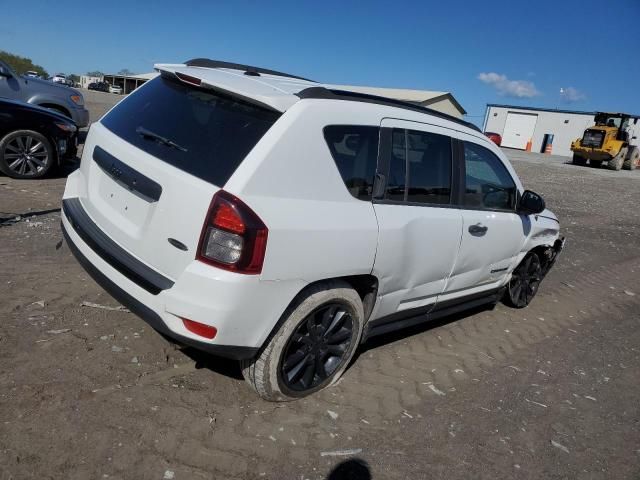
504, 252, 542, 308
623, 146, 639, 170
607, 148, 627, 171
241, 280, 364, 401
0, 130, 55, 179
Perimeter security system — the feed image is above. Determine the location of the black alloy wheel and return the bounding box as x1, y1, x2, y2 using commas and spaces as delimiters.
0, 131, 54, 179
507, 253, 542, 308
279, 303, 354, 393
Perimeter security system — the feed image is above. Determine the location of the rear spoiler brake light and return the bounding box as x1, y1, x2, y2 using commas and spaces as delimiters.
156, 68, 282, 113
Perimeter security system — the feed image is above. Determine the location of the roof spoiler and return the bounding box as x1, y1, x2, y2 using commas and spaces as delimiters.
184, 58, 315, 83
297, 87, 480, 132
154, 66, 291, 112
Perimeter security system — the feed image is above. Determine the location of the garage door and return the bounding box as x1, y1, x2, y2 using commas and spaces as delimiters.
502, 112, 538, 150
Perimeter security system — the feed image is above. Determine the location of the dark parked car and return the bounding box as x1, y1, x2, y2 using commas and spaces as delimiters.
88, 82, 109, 92
0, 98, 77, 179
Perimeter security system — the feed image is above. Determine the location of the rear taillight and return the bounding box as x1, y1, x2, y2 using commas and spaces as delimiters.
196, 190, 268, 274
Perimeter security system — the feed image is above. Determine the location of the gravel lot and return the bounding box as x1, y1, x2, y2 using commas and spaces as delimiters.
1, 94, 639, 479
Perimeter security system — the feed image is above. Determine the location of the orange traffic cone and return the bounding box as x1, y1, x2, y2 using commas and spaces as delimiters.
525, 139, 532, 152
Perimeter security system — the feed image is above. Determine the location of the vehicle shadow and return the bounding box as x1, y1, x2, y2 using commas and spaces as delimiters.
180, 345, 244, 380
51, 158, 80, 178
176, 302, 498, 384
356, 303, 496, 357
326, 458, 371, 479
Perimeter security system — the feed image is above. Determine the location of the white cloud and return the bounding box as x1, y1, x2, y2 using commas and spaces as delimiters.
478, 72, 540, 98
560, 87, 585, 103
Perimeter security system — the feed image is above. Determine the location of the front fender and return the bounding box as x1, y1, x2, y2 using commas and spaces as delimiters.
515, 209, 561, 266
28, 94, 74, 113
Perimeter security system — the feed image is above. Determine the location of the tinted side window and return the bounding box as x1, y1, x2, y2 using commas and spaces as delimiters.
406, 130, 452, 204
463, 141, 517, 210
101, 76, 280, 186
385, 129, 407, 201
323, 126, 379, 201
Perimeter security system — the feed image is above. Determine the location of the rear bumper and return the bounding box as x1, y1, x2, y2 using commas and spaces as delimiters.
63, 198, 173, 294
60, 193, 305, 360
61, 220, 258, 360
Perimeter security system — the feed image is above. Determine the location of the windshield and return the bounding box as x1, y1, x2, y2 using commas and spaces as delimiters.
594, 114, 622, 128
101, 76, 281, 186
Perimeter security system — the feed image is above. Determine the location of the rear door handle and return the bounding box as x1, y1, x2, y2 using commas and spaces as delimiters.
468, 223, 488, 236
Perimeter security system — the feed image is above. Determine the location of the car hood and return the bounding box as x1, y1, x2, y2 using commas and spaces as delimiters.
22, 75, 83, 97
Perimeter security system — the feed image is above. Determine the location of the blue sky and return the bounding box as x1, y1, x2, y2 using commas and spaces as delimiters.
2, 0, 639, 125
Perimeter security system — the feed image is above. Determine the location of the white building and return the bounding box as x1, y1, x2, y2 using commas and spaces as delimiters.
483, 104, 597, 157
80, 75, 103, 89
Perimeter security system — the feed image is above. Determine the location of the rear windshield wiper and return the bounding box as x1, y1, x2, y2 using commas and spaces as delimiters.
136, 126, 188, 152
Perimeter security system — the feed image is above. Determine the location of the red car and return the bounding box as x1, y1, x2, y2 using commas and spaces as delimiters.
484, 131, 502, 146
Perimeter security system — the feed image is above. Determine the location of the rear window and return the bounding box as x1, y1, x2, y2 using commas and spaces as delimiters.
101, 76, 281, 186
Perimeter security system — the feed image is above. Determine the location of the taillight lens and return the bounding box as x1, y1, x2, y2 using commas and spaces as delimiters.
181, 318, 217, 339
197, 190, 268, 274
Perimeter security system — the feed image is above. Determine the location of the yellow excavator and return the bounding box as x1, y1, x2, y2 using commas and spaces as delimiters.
571, 112, 640, 170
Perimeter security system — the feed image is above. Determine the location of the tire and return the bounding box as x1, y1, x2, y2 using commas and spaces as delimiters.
572, 154, 586, 166
504, 252, 543, 309
241, 280, 364, 401
623, 146, 639, 170
607, 148, 627, 171
589, 160, 603, 168
0, 130, 55, 179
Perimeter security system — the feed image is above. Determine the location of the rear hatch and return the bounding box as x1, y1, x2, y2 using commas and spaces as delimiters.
75, 74, 281, 281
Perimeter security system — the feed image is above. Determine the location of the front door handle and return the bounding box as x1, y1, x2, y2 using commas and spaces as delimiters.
468, 223, 488, 236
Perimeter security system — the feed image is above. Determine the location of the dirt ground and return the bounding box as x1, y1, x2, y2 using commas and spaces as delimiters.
1, 99, 639, 479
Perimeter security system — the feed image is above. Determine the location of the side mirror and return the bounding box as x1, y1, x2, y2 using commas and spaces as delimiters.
0, 65, 12, 78
518, 190, 545, 215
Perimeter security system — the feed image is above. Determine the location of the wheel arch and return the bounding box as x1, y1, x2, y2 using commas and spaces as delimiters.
257, 274, 379, 354
38, 103, 72, 119
522, 239, 563, 278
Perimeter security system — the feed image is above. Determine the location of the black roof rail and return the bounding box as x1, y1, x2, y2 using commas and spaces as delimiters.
297, 87, 480, 132
184, 58, 315, 82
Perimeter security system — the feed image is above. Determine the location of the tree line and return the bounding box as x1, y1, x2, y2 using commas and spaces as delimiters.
0, 51, 134, 82
0, 50, 49, 78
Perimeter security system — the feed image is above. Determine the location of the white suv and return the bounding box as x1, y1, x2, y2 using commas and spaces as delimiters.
62, 59, 564, 401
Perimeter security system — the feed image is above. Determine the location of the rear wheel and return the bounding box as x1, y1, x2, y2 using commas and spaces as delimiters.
607, 148, 627, 171
504, 252, 542, 308
241, 280, 364, 401
623, 146, 639, 170
0, 130, 55, 179
572, 154, 586, 166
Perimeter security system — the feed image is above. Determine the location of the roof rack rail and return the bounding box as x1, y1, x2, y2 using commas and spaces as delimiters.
296, 87, 480, 132
184, 58, 314, 82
